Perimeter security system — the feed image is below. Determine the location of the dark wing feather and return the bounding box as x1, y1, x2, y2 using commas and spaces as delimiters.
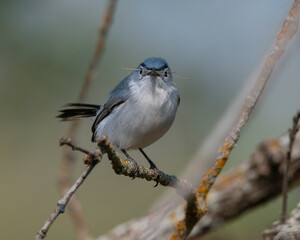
91, 97, 126, 141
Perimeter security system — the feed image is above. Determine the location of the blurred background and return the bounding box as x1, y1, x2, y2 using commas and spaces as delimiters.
0, 0, 299, 239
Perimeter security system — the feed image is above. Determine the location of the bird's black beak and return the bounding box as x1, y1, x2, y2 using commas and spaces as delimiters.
147, 69, 159, 77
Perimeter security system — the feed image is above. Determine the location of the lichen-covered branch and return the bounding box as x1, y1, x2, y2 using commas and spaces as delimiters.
190, 132, 300, 239
95, 131, 300, 240
170, 0, 300, 238
97, 136, 195, 200
36, 136, 195, 239
35, 138, 102, 240
58, 1, 118, 239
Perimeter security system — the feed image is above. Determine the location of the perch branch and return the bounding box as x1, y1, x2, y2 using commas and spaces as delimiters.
35, 138, 102, 240
281, 111, 300, 223
36, 136, 195, 240
58, 1, 118, 239
171, 0, 300, 238
95, 131, 300, 240
97, 136, 195, 200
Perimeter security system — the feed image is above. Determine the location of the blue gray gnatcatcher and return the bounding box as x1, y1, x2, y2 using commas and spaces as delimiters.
58, 57, 180, 174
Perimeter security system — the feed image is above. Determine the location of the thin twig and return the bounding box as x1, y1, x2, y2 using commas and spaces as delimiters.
79, 0, 118, 102
35, 139, 102, 240
281, 111, 300, 223
58, 1, 118, 239
171, 0, 300, 239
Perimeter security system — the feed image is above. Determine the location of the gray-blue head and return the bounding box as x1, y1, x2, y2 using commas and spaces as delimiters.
132, 57, 173, 85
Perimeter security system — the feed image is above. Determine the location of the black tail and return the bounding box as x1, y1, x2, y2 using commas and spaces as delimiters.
57, 103, 100, 121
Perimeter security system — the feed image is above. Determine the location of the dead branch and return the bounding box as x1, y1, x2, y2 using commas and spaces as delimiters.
97, 137, 195, 200
36, 136, 195, 239
170, 0, 300, 238
58, 1, 118, 239
95, 131, 300, 240
190, 132, 300, 239
35, 138, 102, 240
79, 0, 118, 102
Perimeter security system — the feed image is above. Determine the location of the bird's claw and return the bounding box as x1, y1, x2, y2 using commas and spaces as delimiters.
151, 167, 161, 187
154, 175, 160, 187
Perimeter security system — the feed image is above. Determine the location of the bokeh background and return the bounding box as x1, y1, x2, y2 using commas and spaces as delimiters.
1, 0, 299, 239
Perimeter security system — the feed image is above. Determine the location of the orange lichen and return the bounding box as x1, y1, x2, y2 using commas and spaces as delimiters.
277, 32, 284, 40
177, 220, 185, 231
198, 186, 208, 195
290, 6, 295, 16
267, 139, 279, 152
169, 220, 186, 240
277, 27, 287, 40
220, 138, 233, 154
207, 168, 217, 176
197, 206, 207, 216
216, 157, 227, 168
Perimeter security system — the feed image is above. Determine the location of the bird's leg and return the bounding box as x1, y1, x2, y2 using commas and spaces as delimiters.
121, 149, 139, 179
139, 148, 158, 169
139, 148, 160, 187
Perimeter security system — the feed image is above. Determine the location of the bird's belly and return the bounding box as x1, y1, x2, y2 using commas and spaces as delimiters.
95, 97, 177, 150
127, 113, 171, 149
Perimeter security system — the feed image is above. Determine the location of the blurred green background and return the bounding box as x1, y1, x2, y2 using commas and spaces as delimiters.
0, 0, 299, 239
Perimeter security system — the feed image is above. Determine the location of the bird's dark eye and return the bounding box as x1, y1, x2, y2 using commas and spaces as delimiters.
139, 68, 143, 74
164, 70, 168, 77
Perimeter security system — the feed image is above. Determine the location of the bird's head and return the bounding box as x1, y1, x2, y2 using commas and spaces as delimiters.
135, 57, 173, 85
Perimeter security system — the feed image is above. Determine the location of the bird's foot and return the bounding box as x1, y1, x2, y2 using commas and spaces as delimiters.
146, 160, 160, 187
125, 157, 140, 179
153, 173, 160, 187
149, 166, 161, 187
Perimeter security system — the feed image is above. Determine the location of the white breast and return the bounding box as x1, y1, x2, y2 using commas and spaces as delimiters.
95, 77, 179, 150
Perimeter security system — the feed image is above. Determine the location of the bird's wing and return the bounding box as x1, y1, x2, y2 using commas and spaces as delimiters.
91, 97, 126, 141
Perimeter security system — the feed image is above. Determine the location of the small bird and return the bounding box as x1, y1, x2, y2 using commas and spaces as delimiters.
58, 57, 180, 177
